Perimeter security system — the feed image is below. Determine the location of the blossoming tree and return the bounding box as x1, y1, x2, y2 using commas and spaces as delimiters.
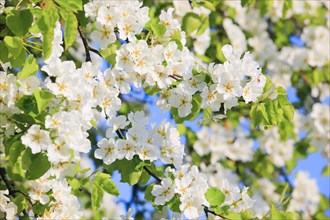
0, 0, 329, 219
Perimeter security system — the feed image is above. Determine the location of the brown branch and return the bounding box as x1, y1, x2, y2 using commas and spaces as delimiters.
77, 24, 91, 62
0, 168, 31, 217
89, 46, 102, 57
143, 166, 161, 183
204, 207, 232, 220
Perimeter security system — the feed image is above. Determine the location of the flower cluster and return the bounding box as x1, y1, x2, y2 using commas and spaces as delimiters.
33, 177, 82, 219
193, 122, 254, 163
288, 171, 320, 216
152, 165, 209, 219
258, 127, 294, 167
95, 111, 185, 169
225, 0, 330, 88
294, 103, 330, 160
85, 0, 150, 47
0, 190, 18, 219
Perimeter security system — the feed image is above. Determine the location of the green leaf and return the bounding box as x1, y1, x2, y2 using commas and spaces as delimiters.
8, 142, 25, 166
13, 194, 29, 215
0, 41, 9, 63
274, 87, 287, 96
43, 31, 54, 60
18, 55, 39, 80
250, 104, 269, 127
138, 170, 151, 185
144, 85, 161, 95
205, 187, 226, 207
54, 0, 83, 12
144, 184, 155, 202
166, 194, 181, 213
151, 22, 166, 37
67, 177, 82, 190
6, 9, 33, 36
196, 14, 209, 35
278, 120, 294, 140
92, 184, 104, 210
105, 156, 144, 185
198, 1, 216, 11
15, 95, 39, 116
322, 165, 330, 176
22, 149, 51, 180
270, 205, 297, 220
4, 36, 23, 57
100, 41, 121, 66
32, 202, 48, 215
182, 13, 201, 34
38, 7, 59, 59
177, 124, 187, 135
282, 0, 293, 18
241, 0, 256, 7
94, 172, 119, 196
259, 0, 273, 16
33, 88, 53, 113
61, 11, 78, 50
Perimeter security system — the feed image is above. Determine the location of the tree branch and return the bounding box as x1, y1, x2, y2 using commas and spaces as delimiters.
143, 166, 161, 183
88, 46, 102, 57
77, 24, 91, 62
114, 126, 225, 219
0, 168, 32, 217
0, 167, 14, 194
204, 207, 232, 220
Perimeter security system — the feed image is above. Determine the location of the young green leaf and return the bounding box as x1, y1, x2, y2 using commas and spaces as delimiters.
18, 55, 39, 80
62, 11, 78, 50
33, 88, 54, 113
91, 184, 104, 210
182, 13, 201, 34
205, 187, 226, 207
6, 9, 33, 36
4, 36, 23, 57
94, 172, 119, 196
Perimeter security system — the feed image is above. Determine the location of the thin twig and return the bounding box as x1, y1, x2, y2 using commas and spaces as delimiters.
0, 168, 13, 193
0, 168, 31, 217
77, 24, 91, 62
204, 207, 232, 220
143, 166, 161, 183
89, 46, 102, 57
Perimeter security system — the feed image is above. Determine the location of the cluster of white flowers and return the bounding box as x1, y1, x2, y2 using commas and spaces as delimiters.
294, 103, 330, 160
200, 163, 254, 216
301, 26, 330, 67
205, 45, 266, 110
33, 177, 82, 219
225, 0, 330, 89
200, 163, 240, 188
193, 123, 254, 163
0, 71, 40, 137
258, 127, 294, 167
95, 111, 185, 169
251, 178, 280, 218
115, 40, 193, 91
157, 7, 187, 45
0, 190, 18, 219
288, 171, 320, 216
152, 164, 209, 219
84, 0, 149, 47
